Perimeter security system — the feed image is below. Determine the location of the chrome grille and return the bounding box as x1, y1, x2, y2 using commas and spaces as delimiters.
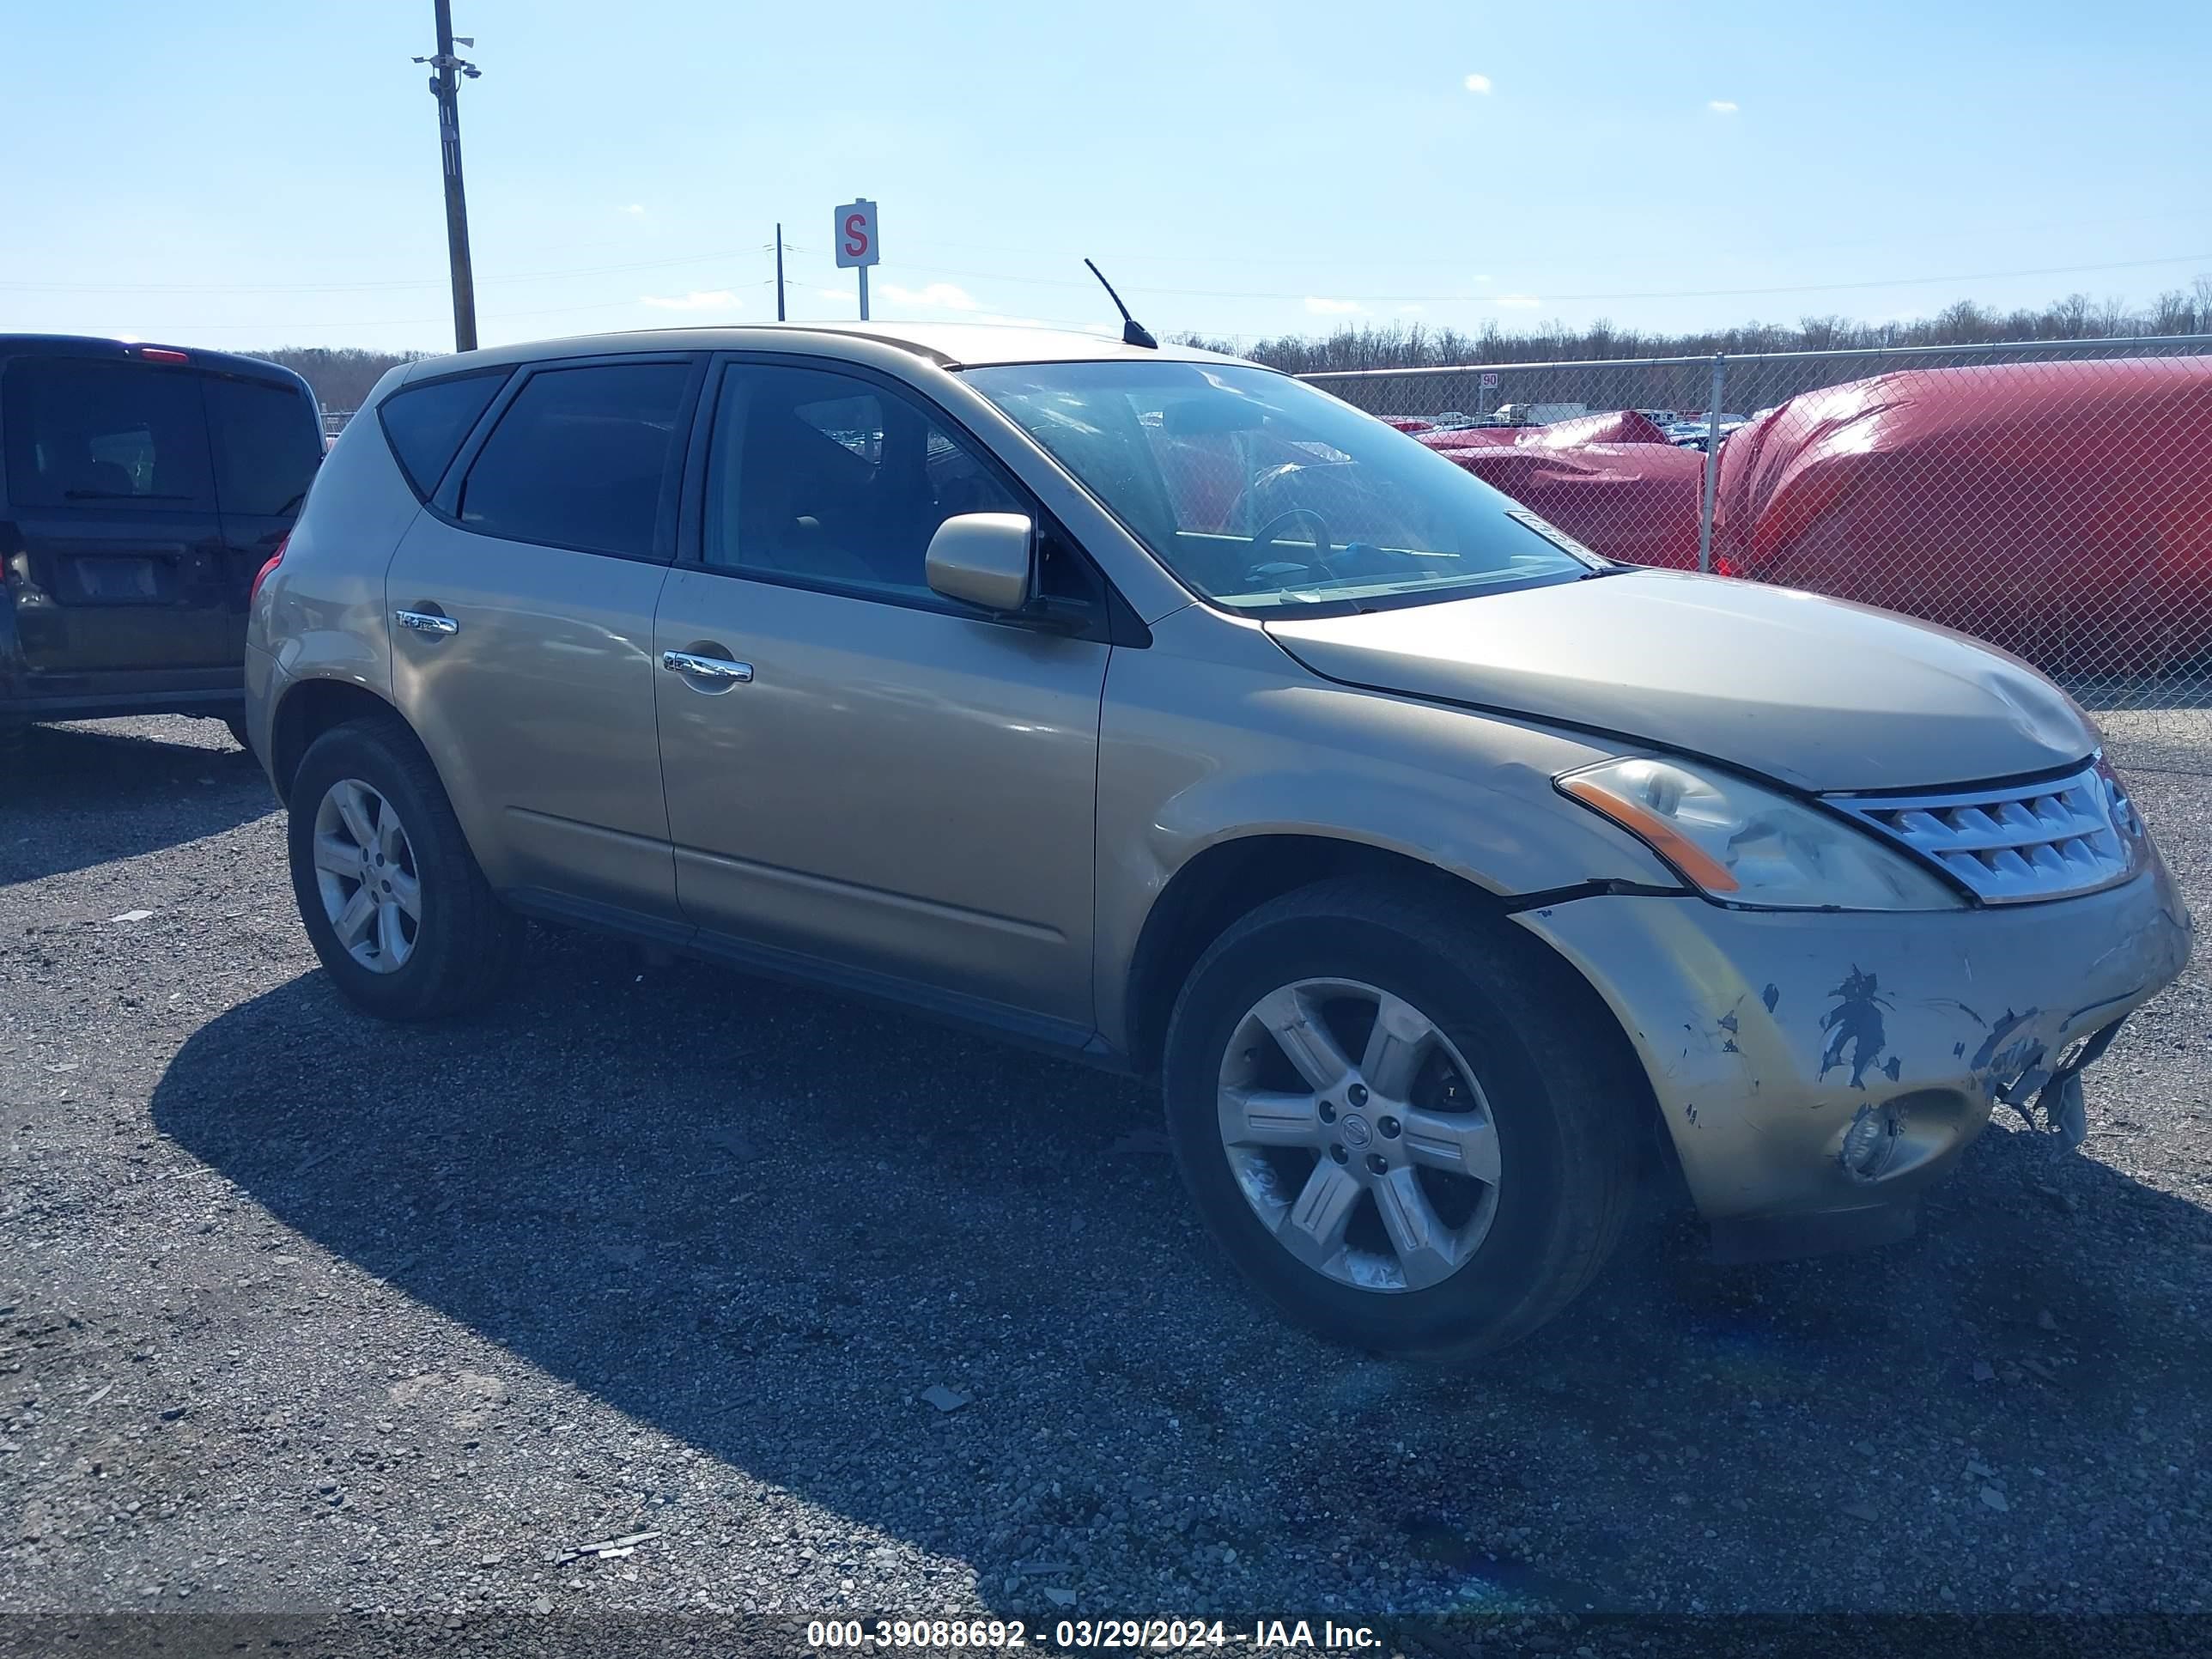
1829, 759, 2142, 904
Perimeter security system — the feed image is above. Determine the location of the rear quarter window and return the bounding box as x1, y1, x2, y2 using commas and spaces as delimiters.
453, 362, 692, 559
1, 359, 216, 508
377, 369, 510, 500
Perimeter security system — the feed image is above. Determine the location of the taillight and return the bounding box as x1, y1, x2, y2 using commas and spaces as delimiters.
250, 535, 289, 604
136, 346, 190, 364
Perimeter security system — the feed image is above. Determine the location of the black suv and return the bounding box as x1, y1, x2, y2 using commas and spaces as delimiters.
1, 335, 323, 756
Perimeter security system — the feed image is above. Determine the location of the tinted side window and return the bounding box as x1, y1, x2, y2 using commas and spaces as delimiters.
206, 376, 322, 517
379, 370, 508, 499
456, 362, 690, 558
703, 363, 1021, 599
0, 360, 215, 508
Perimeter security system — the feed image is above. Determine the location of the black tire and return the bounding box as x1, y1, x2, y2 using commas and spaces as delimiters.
222, 713, 252, 751
287, 715, 523, 1020
1161, 877, 1644, 1362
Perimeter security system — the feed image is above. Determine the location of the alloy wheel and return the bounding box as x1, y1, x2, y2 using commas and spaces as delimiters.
311, 777, 422, 974
1217, 977, 1501, 1292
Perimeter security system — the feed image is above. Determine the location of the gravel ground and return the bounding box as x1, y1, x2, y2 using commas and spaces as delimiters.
2, 715, 2209, 1635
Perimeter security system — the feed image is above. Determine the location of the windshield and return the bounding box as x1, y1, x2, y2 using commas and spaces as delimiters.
960, 360, 1602, 614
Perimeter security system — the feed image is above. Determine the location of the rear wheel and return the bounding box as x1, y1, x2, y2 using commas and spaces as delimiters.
287, 716, 522, 1019
1161, 878, 1643, 1361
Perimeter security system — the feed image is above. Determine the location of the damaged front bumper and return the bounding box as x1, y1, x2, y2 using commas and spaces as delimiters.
1510, 858, 2193, 1261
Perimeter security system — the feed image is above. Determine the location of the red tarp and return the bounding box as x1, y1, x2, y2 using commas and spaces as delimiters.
1414, 409, 1675, 451
1712, 356, 2212, 674
1435, 441, 1706, 571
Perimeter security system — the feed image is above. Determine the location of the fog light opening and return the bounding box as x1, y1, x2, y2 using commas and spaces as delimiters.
1839, 1103, 1905, 1182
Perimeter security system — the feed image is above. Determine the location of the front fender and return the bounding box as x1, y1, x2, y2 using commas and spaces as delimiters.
1093, 609, 1679, 1050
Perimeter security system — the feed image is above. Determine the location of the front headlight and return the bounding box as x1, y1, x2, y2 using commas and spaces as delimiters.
1558, 756, 1965, 911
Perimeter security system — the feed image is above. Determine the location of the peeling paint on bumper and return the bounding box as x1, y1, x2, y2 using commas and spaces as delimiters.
1510, 857, 2194, 1241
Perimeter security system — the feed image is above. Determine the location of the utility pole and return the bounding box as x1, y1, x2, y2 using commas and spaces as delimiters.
414, 3, 482, 352
775, 223, 786, 321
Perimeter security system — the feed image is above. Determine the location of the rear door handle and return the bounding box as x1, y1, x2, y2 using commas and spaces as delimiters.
395, 609, 459, 637
662, 649, 753, 684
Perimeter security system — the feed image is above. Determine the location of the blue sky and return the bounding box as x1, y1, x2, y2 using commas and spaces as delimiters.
4, 0, 2208, 355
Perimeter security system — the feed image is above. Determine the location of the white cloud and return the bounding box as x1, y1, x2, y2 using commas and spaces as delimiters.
1396, 304, 1426, 317
640, 289, 743, 313
1463, 73, 1492, 94
617, 203, 647, 216
1707, 100, 1739, 113
880, 281, 981, 312
1304, 295, 1366, 316
1474, 273, 1494, 283
1497, 293, 1543, 309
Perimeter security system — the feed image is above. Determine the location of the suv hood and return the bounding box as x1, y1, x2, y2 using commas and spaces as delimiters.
1261, 569, 2095, 793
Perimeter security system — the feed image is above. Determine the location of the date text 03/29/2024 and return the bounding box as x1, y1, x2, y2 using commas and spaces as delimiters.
805, 1618, 1382, 1650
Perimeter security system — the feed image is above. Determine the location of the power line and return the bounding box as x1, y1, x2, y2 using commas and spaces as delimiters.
0, 245, 771, 295
870, 251, 2212, 305
16, 246, 2203, 311
70, 291, 769, 333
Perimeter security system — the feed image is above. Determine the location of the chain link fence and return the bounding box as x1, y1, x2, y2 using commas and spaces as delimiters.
1304, 337, 2212, 772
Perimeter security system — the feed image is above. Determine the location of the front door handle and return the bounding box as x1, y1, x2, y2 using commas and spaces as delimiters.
395, 608, 459, 637
662, 648, 753, 684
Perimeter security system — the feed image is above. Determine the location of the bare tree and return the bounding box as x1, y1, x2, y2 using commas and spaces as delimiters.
1176, 278, 2212, 374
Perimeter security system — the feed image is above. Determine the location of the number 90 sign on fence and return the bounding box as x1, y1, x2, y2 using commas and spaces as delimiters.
835, 198, 879, 320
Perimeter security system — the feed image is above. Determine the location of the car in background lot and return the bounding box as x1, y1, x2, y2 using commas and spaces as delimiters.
246, 323, 2188, 1361
1665, 413, 1749, 450
1493, 400, 1589, 426
0, 335, 322, 758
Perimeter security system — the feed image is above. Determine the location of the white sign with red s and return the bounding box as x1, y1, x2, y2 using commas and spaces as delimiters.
834, 200, 880, 269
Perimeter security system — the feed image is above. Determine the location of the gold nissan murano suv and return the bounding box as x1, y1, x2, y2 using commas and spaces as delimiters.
243, 324, 2191, 1359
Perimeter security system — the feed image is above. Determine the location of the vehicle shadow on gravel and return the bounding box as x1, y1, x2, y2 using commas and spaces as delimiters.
150, 930, 2212, 1614
0, 719, 268, 886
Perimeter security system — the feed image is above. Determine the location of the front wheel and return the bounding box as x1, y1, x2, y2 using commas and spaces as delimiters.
1161, 878, 1644, 1361
287, 716, 523, 1020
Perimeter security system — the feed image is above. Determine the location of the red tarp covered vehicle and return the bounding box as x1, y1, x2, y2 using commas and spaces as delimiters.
1409, 410, 1706, 571
1711, 357, 2212, 675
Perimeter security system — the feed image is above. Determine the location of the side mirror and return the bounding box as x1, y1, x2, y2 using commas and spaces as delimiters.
926, 512, 1034, 613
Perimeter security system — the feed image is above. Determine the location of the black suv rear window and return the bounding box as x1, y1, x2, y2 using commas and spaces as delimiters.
379, 370, 509, 500
206, 375, 322, 517
456, 362, 690, 558
1, 359, 216, 508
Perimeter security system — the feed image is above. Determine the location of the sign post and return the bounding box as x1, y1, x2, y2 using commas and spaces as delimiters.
834, 198, 880, 321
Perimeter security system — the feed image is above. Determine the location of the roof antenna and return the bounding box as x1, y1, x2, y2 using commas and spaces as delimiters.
1085, 259, 1158, 349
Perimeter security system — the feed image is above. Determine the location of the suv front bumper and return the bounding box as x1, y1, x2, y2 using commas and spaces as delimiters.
1510, 859, 2193, 1255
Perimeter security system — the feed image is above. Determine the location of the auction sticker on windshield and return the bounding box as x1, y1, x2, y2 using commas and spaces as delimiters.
1504, 506, 1601, 564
